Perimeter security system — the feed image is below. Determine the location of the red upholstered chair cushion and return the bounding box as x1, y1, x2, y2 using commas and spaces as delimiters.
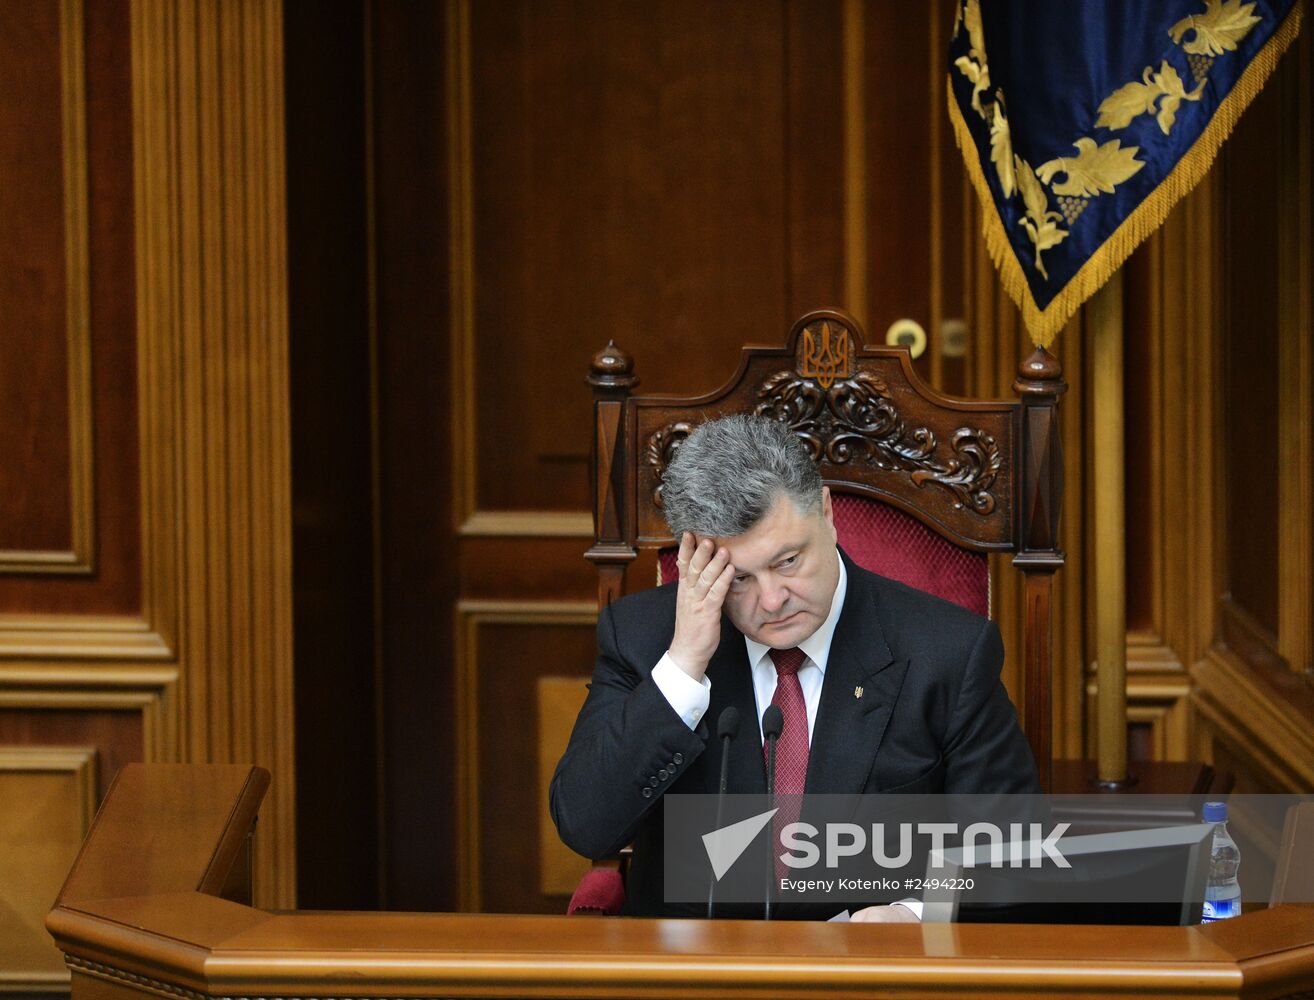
657, 493, 988, 617
566, 866, 626, 915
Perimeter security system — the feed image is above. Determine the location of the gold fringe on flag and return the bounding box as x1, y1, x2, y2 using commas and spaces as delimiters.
947, 0, 1304, 347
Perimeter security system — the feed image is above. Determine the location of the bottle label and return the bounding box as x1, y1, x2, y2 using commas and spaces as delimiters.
1202, 897, 1241, 922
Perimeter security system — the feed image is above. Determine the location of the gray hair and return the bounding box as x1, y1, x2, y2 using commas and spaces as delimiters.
661, 414, 822, 538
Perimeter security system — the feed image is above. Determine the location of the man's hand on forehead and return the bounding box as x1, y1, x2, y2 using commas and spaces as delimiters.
667, 531, 735, 682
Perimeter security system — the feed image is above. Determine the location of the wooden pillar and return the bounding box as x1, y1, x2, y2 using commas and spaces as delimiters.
132, 0, 296, 906
1090, 272, 1130, 786
1013, 347, 1067, 792
586, 343, 639, 609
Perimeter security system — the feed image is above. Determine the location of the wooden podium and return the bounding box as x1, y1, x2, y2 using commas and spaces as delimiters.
48, 765, 1314, 1000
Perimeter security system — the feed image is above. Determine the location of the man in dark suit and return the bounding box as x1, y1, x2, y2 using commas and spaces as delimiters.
550, 414, 1039, 919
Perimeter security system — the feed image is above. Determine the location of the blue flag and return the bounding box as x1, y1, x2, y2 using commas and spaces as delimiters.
948, 0, 1302, 344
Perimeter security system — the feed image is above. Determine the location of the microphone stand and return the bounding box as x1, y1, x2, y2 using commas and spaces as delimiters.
762, 705, 783, 921
707, 707, 740, 920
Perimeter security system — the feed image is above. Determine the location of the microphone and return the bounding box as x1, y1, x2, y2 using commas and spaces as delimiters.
761, 704, 784, 921
706, 706, 740, 919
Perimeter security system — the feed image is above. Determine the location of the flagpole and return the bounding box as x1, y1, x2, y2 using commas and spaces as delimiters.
1090, 271, 1133, 787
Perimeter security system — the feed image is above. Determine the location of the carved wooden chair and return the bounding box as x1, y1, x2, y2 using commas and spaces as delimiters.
568, 308, 1065, 914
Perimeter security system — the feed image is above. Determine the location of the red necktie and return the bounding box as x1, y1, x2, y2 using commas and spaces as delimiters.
765, 647, 809, 884
764, 647, 809, 794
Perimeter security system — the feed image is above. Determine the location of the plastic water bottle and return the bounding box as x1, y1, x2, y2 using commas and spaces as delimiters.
1201, 801, 1241, 922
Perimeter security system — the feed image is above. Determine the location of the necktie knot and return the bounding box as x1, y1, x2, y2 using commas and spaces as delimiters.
770, 646, 806, 677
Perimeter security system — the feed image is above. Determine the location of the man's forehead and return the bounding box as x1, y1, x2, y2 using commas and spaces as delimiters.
711, 496, 822, 566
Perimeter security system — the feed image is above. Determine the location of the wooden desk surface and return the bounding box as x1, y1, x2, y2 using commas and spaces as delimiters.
46, 764, 1314, 1000
48, 889, 1314, 1000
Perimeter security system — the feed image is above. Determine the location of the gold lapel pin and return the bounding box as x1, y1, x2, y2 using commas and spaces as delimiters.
854, 685, 863, 699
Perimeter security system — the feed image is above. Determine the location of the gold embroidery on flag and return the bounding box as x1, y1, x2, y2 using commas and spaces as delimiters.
1037, 138, 1145, 197
1015, 157, 1068, 281
1097, 62, 1206, 135
989, 103, 1015, 197
1170, 0, 1263, 55
953, 0, 991, 117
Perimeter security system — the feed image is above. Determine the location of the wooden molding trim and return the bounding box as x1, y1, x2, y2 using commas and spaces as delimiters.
1125, 633, 1184, 671
0, 666, 176, 761
0, 744, 97, 800
1191, 646, 1314, 791
458, 510, 594, 538
1220, 597, 1287, 674
130, 0, 296, 908
447, 0, 477, 525
68, 960, 207, 1000
0, 745, 97, 992
0, 615, 172, 660
0, 0, 95, 576
1084, 672, 1191, 761
454, 600, 597, 911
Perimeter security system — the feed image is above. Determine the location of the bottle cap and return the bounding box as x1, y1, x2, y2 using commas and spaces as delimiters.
1203, 801, 1228, 823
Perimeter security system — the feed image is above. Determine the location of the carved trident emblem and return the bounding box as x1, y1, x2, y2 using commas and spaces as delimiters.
799, 321, 851, 389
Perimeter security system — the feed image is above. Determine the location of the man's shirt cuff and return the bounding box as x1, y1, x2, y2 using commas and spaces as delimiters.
652, 652, 711, 730
892, 898, 924, 920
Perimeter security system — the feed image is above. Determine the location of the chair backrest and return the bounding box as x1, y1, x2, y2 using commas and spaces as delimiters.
586, 309, 1065, 787
1270, 801, 1314, 907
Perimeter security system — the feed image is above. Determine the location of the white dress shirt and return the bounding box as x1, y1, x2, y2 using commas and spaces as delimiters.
649, 550, 922, 919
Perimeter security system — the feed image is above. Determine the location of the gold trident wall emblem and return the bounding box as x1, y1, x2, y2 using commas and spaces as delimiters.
799, 321, 851, 389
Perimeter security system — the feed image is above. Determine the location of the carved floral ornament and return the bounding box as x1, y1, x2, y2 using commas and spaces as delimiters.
646, 362, 1002, 516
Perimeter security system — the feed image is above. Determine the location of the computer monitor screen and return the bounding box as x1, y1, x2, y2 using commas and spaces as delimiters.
921, 823, 1213, 925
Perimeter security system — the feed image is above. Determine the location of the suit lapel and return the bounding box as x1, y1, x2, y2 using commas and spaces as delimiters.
704, 615, 766, 795
805, 558, 908, 795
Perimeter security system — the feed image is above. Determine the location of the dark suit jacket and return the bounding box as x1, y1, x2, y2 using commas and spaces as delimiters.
550, 550, 1040, 917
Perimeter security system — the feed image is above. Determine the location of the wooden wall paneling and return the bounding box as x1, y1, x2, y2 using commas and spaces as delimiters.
0, 0, 146, 635
1114, 210, 1198, 762
1122, 240, 1161, 640
1053, 317, 1088, 762
283, 0, 379, 911
1276, 22, 1312, 681
1192, 20, 1314, 789
930, 0, 969, 397
964, 175, 1090, 760
862, 0, 932, 384
371, 0, 457, 913
1158, 176, 1222, 680
130, 0, 295, 908
0, 0, 183, 979
926, 0, 946, 392
461, 0, 802, 521
842, 0, 867, 330
965, 151, 1235, 770
447, 0, 476, 529
0, 746, 95, 992
1220, 63, 1283, 643
0, 0, 93, 575
850, 0, 967, 390
459, 537, 598, 602
1160, 169, 1224, 778
1193, 647, 1314, 791
784, 0, 844, 319
1083, 675, 1191, 762
1154, 176, 1222, 762
0, 672, 167, 789
445, 0, 852, 917
0, 0, 166, 657
536, 676, 590, 898
454, 602, 597, 913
